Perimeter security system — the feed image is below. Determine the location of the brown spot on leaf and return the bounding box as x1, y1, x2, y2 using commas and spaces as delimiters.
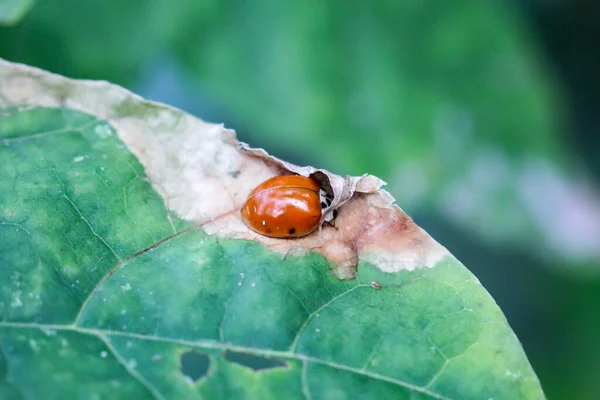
203, 191, 447, 279
370, 281, 382, 290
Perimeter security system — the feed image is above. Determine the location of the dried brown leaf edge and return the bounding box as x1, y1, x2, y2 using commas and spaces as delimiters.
0, 58, 448, 279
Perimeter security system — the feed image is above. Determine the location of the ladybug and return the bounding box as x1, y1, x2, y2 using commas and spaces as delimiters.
241, 175, 333, 238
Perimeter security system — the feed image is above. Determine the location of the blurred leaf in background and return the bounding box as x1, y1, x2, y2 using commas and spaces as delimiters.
1, 0, 599, 398
0, 0, 34, 25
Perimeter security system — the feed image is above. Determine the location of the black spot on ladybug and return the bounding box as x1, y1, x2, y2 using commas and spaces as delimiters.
266, 228, 272, 234
289, 228, 296, 235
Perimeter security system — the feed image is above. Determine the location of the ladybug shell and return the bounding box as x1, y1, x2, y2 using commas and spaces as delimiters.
241, 175, 322, 238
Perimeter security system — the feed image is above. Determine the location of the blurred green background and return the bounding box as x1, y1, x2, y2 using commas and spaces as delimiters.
1, 1, 599, 398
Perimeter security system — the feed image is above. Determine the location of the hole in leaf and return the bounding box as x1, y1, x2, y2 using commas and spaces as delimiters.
224, 350, 287, 371
180, 350, 210, 382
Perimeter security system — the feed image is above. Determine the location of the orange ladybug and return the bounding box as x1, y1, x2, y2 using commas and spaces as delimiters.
241, 175, 329, 238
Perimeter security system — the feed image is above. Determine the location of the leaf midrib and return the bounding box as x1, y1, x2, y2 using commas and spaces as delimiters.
0, 321, 451, 400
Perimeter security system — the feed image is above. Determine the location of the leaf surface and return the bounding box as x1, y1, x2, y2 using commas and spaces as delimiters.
0, 59, 544, 399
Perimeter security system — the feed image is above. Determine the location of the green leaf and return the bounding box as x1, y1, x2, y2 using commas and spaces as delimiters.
0, 0, 34, 25
0, 59, 544, 399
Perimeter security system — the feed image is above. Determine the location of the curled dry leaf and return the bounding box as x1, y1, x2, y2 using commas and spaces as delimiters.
0, 58, 447, 279
234, 143, 448, 278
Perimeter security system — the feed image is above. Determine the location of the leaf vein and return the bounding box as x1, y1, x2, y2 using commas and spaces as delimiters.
289, 284, 363, 353
0, 322, 451, 399
0, 119, 96, 144
301, 358, 312, 400
72, 226, 199, 326
96, 333, 166, 400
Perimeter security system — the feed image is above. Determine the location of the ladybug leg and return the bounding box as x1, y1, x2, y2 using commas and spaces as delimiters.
324, 209, 339, 230
324, 220, 338, 230
319, 189, 338, 230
